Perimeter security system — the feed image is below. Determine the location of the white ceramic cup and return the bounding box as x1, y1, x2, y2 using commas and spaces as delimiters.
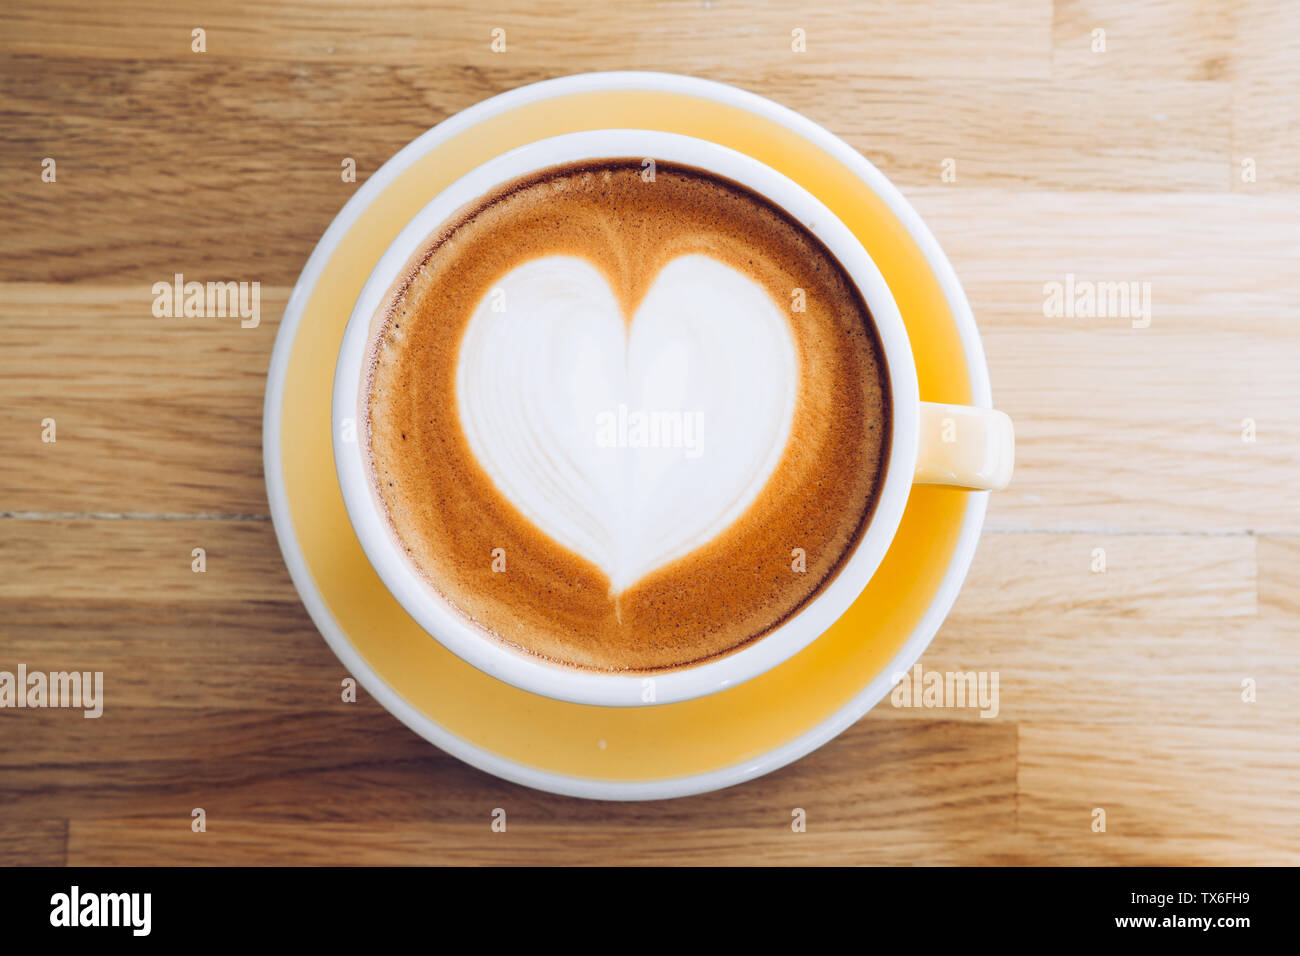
333, 129, 1014, 708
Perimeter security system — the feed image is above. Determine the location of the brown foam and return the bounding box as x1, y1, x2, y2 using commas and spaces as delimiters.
364, 160, 891, 673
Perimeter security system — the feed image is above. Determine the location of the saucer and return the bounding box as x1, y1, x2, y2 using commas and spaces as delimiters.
263, 72, 992, 800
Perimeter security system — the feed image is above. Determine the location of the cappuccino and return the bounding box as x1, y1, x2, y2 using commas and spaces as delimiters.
364, 160, 890, 672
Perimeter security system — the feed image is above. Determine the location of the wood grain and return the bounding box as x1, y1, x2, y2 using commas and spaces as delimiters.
0, 1, 1054, 78
1, 0, 1298, 865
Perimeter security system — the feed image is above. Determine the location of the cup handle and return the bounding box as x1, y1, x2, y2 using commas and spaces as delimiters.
914, 402, 1015, 491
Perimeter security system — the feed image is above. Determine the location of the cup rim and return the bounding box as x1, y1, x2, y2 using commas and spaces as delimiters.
332, 128, 922, 707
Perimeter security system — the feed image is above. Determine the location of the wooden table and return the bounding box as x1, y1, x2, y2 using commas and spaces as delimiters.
2, 0, 1297, 866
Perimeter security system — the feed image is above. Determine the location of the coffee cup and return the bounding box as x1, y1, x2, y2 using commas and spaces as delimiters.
333, 129, 1013, 707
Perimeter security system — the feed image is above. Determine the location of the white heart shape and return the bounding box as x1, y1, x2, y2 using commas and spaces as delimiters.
456, 254, 798, 593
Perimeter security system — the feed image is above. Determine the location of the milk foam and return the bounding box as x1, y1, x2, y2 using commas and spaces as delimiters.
456, 254, 798, 593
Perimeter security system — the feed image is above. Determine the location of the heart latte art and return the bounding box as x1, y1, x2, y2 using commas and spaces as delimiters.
365, 161, 890, 672
457, 254, 798, 594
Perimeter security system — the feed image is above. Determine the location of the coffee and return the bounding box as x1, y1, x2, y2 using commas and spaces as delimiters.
364, 160, 890, 673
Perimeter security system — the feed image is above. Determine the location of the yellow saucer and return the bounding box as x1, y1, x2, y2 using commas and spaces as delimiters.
264, 73, 989, 799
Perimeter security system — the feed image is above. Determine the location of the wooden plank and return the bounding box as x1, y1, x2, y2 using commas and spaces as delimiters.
1257, 535, 1300, 619
0, 1, 1053, 78
70, 820, 1038, 865
907, 189, 1300, 335
60, 718, 1017, 864
1050, 1, 1300, 190
1052, 0, 1238, 81
913, 616, 1299, 726
0, 819, 67, 866
985, 329, 1300, 533
759, 77, 1231, 192
0, 61, 1239, 289
0, 286, 282, 513
957, 532, 1256, 619
1230, 1, 1300, 190
1018, 721, 1300, 863
15, 715, 1014, 834
0, 601, 347, 710
0, 518, 289, 601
